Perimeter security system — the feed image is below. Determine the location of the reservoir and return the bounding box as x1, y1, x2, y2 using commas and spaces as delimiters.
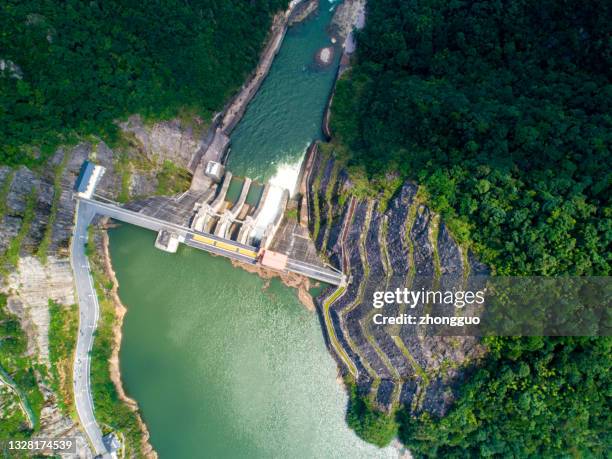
110, 226, 393, 458
109, 2, 395, 457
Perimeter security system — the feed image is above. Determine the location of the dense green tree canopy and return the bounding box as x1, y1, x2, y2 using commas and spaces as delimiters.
332, 0, 611, 455
0, 0, 288, 165
332, 0, 611, 276
399, 337, 611, 457
346, 383, 398, 447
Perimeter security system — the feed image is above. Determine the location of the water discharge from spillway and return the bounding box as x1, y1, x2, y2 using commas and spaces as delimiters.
249, 151, 306, 241
110, 2, 397, 457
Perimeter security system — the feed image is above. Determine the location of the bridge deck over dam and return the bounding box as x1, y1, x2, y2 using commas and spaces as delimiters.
76, 157, 344, 285
80, 195, 344, 286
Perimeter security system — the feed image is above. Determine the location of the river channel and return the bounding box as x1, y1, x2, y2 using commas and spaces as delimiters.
109, 2, 395, 457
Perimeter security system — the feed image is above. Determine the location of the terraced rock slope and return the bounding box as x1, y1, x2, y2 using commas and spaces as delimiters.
307, 144, 488, 415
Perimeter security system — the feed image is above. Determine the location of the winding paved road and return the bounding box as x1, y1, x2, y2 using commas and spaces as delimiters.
71, 201, 110, 458
69, 195, 344, 457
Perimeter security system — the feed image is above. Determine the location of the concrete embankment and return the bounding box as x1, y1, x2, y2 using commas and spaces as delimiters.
190, 0, 320, 186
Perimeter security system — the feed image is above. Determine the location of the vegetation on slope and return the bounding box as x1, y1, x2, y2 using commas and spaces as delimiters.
332, 0, 610, 276
398, 337, 611, 457
87, 227, 142, 456
156, 160, 192, 196
0, 293, 43, 436
48, 299, 78, 414
330, 0, 611, 455
1, 0, 289, 166
0, 170, 15, 220
346, 382, 398, 447
37, 151, 71, 263
0, 188, 37, 273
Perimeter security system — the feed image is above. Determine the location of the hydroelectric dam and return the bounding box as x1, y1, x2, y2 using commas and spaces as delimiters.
74, 154, 345, 287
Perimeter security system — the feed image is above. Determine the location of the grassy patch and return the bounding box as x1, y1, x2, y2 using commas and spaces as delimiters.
37, 152, 71, 263
0, 188, 37, 273
48, 300, 78, 414
86, 228, 143, 456
285, 207, 298, 220
311, 155, 327, 242
0, 293, 44, 435
156, 160, 191, 196
113, 152, 132, 203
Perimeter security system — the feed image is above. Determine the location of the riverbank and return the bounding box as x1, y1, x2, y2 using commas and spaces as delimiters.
87, 223, 155, 457
322, 0, 367, 139
190, 0, 320, 184
99, 223, 157, 458
230, 258, 316, 311
220, 0, 320, 134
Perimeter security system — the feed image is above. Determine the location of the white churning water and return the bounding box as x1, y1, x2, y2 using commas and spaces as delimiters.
250, 151, 306, 241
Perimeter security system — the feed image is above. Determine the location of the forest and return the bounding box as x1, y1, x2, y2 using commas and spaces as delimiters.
0, 0, 288, 165
332, 0, 610, 277
331, 0, 611, 455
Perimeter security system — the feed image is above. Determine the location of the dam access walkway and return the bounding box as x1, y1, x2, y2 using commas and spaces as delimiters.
80, 195, 345, 286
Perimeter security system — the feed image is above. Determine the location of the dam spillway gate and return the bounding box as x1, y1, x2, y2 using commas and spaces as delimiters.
76, 160, 344, 286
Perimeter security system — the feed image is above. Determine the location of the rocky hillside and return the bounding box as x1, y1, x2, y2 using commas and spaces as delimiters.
1, 145, 93, 455
0, 117, 198, 454
307, 144, 488, 415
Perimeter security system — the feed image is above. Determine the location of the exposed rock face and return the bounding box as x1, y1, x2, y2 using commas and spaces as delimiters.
289, 0, 318, 25
330, 0, 366, 42
5, 256, 74, 362
306, 145, 485, 415
32, 406, 92, 458
120, 114, 204, 170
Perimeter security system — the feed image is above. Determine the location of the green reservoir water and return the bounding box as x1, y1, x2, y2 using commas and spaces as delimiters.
109, 2, 396, 457
111, 225, 394, 458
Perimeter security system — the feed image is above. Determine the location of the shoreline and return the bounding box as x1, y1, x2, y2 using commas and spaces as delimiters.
99, 221, 157, 458
219, 0, 320, 135
97, 3, 322, 454
189, 0, 319, 175
230, 258, 316, 312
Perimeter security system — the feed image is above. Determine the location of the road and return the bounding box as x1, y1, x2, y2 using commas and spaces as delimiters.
321, 286, 358, 377
286, 258, 344, 285
71, 201, 111, 458
69, 196, 344, 456
81, 197, 345, 285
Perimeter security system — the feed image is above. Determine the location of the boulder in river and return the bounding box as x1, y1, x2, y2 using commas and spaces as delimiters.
315, 46, 335, 67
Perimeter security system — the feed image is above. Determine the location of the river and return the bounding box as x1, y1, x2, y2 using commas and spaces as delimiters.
227, 0, 340, 191
109, 2, 395, 457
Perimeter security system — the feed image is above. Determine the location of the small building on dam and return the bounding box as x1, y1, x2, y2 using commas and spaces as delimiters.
77, 158, 344, 285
